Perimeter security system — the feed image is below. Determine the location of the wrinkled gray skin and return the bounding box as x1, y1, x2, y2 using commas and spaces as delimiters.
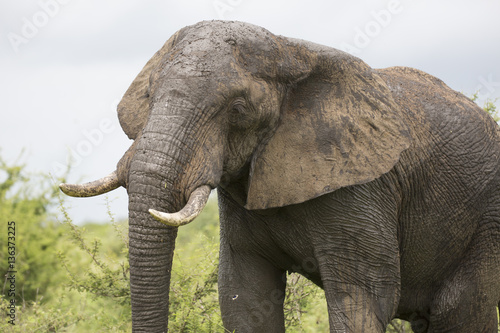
64, 21, 500, 332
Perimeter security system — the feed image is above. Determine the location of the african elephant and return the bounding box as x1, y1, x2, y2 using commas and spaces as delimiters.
60, 21, 500, 332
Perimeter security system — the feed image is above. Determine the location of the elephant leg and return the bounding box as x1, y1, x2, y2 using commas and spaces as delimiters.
429, 266, 499, 332
217, 187, 287, 332
218, 245, 287, 333
429, 222, 500, 332
303, 185, 401, 332
318, 248, 400, 333
217, 187, 288, 332
321, 281, 395, 332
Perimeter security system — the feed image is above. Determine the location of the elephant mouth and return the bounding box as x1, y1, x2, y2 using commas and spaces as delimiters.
59, 172, 212, 227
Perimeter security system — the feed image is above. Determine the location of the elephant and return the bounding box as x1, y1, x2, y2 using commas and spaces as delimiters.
60, 20, 500, 332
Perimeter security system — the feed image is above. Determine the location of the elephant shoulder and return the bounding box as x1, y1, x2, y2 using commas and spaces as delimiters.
377, 66, 500, 192
375, 66, 449, 95
376, 66, 496, 130
374, 66, 483, 126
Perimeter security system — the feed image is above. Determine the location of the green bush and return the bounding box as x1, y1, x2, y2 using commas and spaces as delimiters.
57, 198, 130, 306
471, 93, 499, 122
0, 158, 132, 332
0, 157, 65, 305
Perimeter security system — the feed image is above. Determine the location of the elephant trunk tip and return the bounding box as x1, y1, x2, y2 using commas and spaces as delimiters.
59, 171, 121, 197
149, 185, 212, 227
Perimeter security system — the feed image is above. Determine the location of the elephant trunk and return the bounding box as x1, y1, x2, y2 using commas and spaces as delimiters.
61, 83, 220, 330
127, 163, 180, 332
127, 115, 205, 331
128, 194, 177, 332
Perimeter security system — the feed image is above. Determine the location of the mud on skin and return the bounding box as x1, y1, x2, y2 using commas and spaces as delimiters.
60, 20, 500, 332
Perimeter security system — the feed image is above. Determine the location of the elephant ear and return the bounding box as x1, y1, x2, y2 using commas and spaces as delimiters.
117, 28, 186, 139
246, 45, 410, 210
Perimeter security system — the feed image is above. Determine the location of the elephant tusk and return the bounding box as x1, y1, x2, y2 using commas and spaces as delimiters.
149, 185, 211, 227
59, 171, 121, 197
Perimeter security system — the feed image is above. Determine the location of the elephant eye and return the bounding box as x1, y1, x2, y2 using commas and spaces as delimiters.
232, 104, 246, 116
228, 98, 251, 127
231, 98, 246, 114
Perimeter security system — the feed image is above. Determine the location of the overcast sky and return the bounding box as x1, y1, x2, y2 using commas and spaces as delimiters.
1, 0, 499, 224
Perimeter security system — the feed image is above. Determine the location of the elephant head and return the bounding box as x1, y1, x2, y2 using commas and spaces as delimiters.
60, 21, 410, 331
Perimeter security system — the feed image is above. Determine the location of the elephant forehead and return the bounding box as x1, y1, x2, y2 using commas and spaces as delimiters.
117, 21, 280, 140
172, 21, 280, 74
183, 20, 275, 46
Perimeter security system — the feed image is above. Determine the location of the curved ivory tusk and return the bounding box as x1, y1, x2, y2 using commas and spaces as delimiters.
149, 185, 211, 227
59, 171, 120, 197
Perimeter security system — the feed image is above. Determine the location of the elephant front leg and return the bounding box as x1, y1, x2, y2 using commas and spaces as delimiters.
306, 186, 402, 332
316, 238, 401, 333
322, 281, 397, 332
218, 245, 287, 333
